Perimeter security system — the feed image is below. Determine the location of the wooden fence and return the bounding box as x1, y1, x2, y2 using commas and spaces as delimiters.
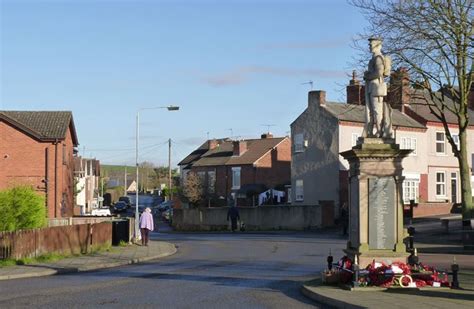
0, 222, 112, 260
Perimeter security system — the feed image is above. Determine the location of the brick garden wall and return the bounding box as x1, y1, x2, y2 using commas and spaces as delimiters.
404, 202, 453, 218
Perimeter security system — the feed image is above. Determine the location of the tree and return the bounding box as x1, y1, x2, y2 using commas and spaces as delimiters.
0, 186, 47, 231
351, 0, 473, 222
182, 172, 204, 207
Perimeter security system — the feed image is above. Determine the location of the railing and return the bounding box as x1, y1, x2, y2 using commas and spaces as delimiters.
0, 222, 112, 260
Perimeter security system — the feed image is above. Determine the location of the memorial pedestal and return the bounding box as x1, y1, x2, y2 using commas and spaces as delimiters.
340, 138, 411, 267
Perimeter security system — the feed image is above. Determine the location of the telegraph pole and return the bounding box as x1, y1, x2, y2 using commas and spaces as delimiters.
124, 165, 127, 196
168, 138, 172, 201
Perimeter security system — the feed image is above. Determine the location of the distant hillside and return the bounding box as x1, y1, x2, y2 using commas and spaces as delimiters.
101, 165, 136, 180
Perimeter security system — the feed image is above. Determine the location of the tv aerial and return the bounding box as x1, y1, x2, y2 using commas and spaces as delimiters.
301, 80, 313, 90
261, 124, 275, 134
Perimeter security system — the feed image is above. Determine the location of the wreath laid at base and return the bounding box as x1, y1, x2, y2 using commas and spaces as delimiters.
322, 256, 450, 288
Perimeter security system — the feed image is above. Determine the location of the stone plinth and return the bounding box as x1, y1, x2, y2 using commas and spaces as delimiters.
340, 138, 411, 267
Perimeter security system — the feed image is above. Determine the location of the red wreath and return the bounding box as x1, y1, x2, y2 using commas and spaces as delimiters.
337, 256, 353, 284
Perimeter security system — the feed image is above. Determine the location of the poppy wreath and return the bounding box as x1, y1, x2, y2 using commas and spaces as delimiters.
337, 256, 353, 284
338, 258, 452, 288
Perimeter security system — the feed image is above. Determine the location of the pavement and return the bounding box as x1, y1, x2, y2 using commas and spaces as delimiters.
0, 240, 177, 281
301, 215, 474, 308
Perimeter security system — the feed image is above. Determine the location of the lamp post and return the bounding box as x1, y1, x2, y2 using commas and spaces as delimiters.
135, 105, 179, 243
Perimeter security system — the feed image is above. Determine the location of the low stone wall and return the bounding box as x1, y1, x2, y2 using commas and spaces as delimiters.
173, 205, 333, 231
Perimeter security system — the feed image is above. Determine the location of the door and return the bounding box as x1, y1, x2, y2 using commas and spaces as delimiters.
451, 173, 457, 203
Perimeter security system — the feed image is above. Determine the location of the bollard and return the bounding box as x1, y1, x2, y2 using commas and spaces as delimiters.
407, 226, 416, 253
451, 257, 460, 289
408, 248, 419, 266
409, 199, 416, 225
327, 249, 333, 271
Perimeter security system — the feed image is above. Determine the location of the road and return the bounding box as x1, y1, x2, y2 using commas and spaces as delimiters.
0, 226, 346, 308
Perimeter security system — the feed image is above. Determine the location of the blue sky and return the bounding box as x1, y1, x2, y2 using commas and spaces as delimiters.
1, 0, 369, 167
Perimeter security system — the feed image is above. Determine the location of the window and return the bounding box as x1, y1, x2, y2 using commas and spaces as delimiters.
436, 132, 445, 154
231, 167, 241, 189
400, 137, 417, 155
436, 172, 446, 197
403, 180, 419, 204
207, 170, 216, 194
197, 171, 206, 182
452, 134, 460, 151
295, 179, 304, 201
294, 133, 304, 153
351, 133, 361, 147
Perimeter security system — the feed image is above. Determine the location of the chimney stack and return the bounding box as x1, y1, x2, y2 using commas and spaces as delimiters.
346, 70, 365, 105
261, 133, 273, 139
233, 140, 248, 156
388, 67, 411, 113
308, 90, 326, 108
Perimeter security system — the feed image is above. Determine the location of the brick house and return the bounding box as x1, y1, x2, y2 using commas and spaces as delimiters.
0, 111, 79, 218
178, 134, 291, 206
291, 86, 424, 215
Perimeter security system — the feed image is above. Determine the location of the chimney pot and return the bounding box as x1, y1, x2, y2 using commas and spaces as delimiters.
347, 70, 365, 105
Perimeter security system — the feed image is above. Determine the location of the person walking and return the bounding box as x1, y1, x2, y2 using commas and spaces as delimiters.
227, 205, 240, 232
139, 207, 154, 246
340, 202, 349, 236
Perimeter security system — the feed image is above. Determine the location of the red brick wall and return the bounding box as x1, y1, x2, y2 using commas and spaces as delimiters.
0, 121, 75, 218
419, 173, 428, 201
404, 202, 452, 217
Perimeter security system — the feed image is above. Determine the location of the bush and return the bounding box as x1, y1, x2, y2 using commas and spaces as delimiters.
0, 186, 47, 231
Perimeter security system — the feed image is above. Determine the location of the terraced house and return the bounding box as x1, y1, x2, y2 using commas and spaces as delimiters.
291, 71, 474, 218
179, 134, 291, 206
0, 111, 79, 218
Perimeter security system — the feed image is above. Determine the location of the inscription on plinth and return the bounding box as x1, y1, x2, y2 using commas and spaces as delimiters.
368, 177, 395, 250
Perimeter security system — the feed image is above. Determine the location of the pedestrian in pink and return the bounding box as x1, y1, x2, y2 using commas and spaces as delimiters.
139, 207, 154, 246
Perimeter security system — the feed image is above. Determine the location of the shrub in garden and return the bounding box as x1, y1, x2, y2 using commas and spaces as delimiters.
0, 186, 46, 231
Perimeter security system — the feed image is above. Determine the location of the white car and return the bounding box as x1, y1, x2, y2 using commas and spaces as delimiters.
91, 208, 112, 216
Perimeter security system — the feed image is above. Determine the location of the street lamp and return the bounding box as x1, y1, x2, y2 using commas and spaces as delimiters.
135, 105, 179, 243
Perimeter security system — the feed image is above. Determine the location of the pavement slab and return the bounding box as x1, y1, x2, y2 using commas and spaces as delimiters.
301, 216, 474, 308
302, 273, 474, 309
0, 240, 177, 280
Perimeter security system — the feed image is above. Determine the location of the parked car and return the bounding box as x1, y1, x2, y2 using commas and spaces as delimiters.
118, 196, 131, 208
161, 208, 173, 222
158, 200, 174, 212
91, 208, 111, 216
113, 201, 128, 213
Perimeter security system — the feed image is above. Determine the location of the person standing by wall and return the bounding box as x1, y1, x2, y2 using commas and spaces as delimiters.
140, 207, 154, 246
227, 205, 240, 232
340, 202, 349, 236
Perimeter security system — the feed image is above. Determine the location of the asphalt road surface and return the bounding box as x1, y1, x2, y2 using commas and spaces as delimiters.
0, 227, 347, 308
